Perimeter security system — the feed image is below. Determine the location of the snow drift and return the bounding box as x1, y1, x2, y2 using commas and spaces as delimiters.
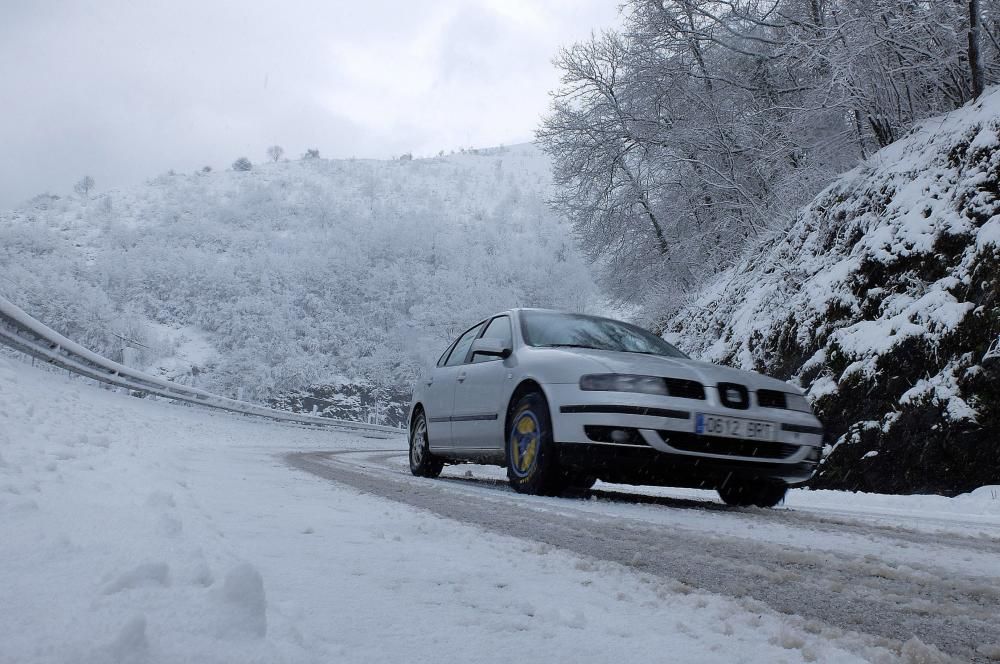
667, 87, 1000, 494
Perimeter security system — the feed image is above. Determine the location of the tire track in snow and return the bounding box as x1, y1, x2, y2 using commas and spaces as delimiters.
287, 450, 999, 662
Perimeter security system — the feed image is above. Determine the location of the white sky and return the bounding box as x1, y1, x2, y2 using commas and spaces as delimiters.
0, 0, 620, 209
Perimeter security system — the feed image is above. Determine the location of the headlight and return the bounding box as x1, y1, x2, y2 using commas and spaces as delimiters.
785, 393, 813, 413
579, 374, 668, 396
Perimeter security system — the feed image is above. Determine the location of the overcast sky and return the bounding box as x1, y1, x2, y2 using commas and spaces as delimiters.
0, 0, 620, 209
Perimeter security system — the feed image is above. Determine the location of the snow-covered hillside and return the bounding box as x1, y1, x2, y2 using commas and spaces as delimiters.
0, 145, 597, 418
667, 88, 1000, 495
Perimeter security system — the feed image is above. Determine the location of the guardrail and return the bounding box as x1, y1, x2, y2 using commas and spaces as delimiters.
0, 295, 402, 438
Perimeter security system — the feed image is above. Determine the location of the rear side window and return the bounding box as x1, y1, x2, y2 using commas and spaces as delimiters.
472, 316, 512, 363
443, 323, 484, 367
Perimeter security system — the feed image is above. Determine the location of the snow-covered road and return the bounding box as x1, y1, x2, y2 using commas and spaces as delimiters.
2, 355, 998, 663
289, 450, 1000, 663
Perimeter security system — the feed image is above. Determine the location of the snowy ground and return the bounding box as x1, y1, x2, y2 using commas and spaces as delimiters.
1, 356, 996, 663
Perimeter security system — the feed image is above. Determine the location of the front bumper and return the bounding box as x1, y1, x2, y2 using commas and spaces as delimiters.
543, 382, 823, 486
558, 443, 819, 487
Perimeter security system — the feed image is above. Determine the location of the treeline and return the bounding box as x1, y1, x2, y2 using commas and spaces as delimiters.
0, 146, 596, 403
540, 0, 1000, 316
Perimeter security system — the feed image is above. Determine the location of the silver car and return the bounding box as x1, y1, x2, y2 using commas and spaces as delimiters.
408, 309, 824, 507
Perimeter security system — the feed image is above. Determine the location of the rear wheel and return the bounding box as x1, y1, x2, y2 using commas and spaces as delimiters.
506, 391, 563, 496
409, 410, 443, 478
717, 480, 787, 508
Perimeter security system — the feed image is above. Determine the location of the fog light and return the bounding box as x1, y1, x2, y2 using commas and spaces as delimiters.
610, 429, 630, 444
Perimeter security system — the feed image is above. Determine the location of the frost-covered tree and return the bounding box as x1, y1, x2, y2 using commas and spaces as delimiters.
302, 149, 320, 160
73, 175, 95, 197
232, 157, 253, 172
541, 0, 1000, 317
266, 145, 284, 162
0, 145, 595, 406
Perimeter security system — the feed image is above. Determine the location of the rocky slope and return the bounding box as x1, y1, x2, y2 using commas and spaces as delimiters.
666, 89, 1000, 494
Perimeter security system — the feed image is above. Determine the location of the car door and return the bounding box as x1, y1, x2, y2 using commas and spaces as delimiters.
425, 322, 485, 449
451, 315, 512, 452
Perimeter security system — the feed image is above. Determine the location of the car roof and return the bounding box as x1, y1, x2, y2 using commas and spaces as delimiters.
507, 307, 565, 315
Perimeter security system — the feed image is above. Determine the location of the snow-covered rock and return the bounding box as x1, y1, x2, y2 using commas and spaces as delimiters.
668, 87, 1000, 494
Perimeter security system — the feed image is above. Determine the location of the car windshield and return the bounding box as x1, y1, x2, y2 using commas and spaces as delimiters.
520, 311, 688, 359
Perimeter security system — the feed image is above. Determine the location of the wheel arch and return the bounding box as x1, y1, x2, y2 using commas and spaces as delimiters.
408, 403, 425, 433
503, 379, 551, 442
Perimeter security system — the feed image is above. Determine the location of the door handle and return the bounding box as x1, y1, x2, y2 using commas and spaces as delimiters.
456, 372, 467, 382
425, 379, 433, 386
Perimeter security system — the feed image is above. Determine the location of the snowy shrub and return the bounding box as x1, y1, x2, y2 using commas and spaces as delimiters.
231, 157, 252, 172
73, 175, 95, 197
266, 145, 283, 162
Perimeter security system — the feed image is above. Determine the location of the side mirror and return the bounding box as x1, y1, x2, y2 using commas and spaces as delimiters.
470, 338, 512, 360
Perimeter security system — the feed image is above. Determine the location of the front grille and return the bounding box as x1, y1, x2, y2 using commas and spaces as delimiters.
585, 426, 648, 447
659, 431, 800, 459
665, 378, 706, 400
757, 389, 787, 409
717, 382, 750, 410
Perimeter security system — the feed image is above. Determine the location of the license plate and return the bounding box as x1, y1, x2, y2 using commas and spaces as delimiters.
695, 414, 776, 441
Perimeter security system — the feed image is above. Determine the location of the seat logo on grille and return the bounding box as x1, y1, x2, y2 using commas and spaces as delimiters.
725, 388, 742, 402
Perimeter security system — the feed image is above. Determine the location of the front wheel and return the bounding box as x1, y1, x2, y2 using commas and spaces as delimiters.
409, 410, 443, 478
506, 391, 563, 495
562, 471, 597, 492
717, 480, 787, 508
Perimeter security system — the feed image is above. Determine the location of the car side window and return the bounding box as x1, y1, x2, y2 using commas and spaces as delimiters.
436, 339, 458, 367
443, 323, 484, 367
471, 316, 512, 363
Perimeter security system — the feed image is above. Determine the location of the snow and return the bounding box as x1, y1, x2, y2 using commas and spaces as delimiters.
0, 143, 599, 404
0, 356, 925, 663
669, 85, 1000, 436
413, 460, 1000, 566
898, 360, 978, 422
146, 323, 217, 384
977, 217, 1000, 249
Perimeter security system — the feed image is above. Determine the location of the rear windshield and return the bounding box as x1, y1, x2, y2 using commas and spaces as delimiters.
520, 311, 688, 359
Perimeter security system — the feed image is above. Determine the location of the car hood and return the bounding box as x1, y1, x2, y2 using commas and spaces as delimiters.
561, 348, 797, 393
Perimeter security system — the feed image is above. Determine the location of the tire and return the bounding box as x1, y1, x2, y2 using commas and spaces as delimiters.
506, 391, 563, 495
409, 410, 444, 478
717, 480, 787, 508
562, 471, 597, 492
